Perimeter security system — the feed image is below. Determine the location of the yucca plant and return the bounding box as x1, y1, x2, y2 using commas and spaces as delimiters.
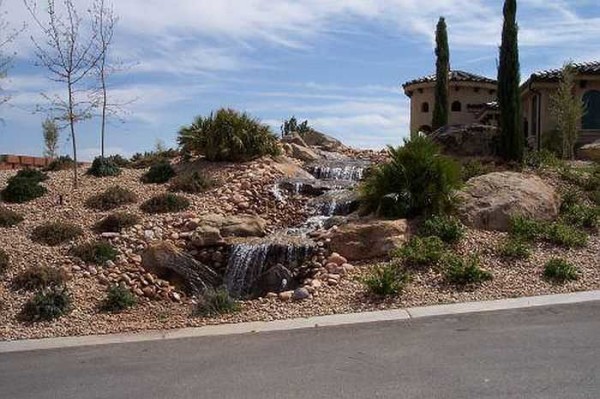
178, 108, 280, 162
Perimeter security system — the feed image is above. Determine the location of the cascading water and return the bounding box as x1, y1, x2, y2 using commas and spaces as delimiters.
306, 160, 370, 181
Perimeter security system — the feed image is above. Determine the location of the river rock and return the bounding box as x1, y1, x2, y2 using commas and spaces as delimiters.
192, 214, 268, 243
328, 218, 410, 261
191, 225, 225, 248
141, 242, 219, 295
293, 287, 310, 300
457, 171, 560, 232
255, 264, 293, 295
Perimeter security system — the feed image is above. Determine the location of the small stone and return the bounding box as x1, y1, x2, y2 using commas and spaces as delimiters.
105, 260, 116, 268
266, 292, 278, 299
279, 291, 294, 301
311, 279, 322, 289
327, 253, 347, 266
171, 292, 182, 302
293, 287, 310, 301
142, 286, 156, 298
101, 232, 120, 239
342, 263, 355, 272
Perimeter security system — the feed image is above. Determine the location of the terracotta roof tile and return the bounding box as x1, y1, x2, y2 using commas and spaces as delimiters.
402, 70, 497, 88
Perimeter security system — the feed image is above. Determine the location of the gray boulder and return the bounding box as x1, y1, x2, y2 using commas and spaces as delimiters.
430, 124, 500, 157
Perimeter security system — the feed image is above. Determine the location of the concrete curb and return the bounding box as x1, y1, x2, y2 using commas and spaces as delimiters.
2, 290, 599, 354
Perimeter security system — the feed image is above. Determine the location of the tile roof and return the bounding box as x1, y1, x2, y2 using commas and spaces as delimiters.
402, 70, 497, 88
527, 61, 600, 83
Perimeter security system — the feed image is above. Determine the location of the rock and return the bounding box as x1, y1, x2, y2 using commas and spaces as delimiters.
327, 253, 347, 266
293, 287, 310, 300
279, 291, 294, 301
265, 292, 279, 299
309, 190, 360, 216
290, 143, 320, 162
457, 171, 560, 232
301, 130, 346, 152
580, 140, 600, 162
430, 124, 500, 157
101, 232, 120, 239
328, 218, 410, 261
281, 132, 309, 147
255, 264, 293, 295
191, 225, 225, 248
279, 178, 354, 196
194, 214, 268, 240
141, 242, 219, 295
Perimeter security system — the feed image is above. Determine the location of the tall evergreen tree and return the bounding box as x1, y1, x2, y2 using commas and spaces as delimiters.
497, 0, 524, 162
432, 17, 450, 131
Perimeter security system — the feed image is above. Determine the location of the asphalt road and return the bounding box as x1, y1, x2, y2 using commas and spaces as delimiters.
1, 302, 599, 399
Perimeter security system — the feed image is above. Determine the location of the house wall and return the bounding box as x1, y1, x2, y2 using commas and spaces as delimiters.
406, 81, 497, 135
523, 76, 600, 149
0, 155, 53, 170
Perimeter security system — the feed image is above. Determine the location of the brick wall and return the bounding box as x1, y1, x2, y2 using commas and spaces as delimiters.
0, 155, 53, 170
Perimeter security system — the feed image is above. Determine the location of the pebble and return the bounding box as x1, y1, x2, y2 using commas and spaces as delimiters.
293, 287, 310, 301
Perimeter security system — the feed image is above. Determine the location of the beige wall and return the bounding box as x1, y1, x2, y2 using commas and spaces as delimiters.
523, 75, 600, 148
406, 81, 497, 135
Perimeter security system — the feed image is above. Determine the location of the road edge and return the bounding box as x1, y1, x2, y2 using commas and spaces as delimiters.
2, 290, 599, 353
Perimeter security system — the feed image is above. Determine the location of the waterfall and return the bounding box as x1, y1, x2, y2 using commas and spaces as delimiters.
308, 165, 366, 181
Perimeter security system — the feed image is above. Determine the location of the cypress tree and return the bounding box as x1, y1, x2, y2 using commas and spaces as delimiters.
497, 0, 524, 162
432, 17, 450, 131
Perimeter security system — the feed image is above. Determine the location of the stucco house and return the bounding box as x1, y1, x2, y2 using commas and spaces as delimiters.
402, 61, 600, 150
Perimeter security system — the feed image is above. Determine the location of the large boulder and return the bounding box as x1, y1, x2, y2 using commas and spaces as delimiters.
579, 140, 600, 162
457, 171, 560, 232
328, 219, 410, 261
290, 143, 320, 162
191, 214, 267, 248
281, 132, 308, 147
430, 124, 500, 157
301, 130, 346, 152
142, 242, 219, 295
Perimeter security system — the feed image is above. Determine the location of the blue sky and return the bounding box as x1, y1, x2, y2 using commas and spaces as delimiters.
1, 0, 599, 159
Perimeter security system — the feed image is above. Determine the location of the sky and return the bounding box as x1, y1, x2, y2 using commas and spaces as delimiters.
0, 0, 599, 160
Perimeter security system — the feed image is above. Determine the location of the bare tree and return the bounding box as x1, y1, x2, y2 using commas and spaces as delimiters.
24, 0, 102, 188
0, 0, 24, 108
42, 117, 59, 157
91, 0, 117, 159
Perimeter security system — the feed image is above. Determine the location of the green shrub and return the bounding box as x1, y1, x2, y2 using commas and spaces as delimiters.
561, 204, 599, 229
13, 266, 68, 290
545, 222, 588, 248
45, 155, 75, 171
169, 171, 215, 194
178, 108, 281, 162
1, 175, 47, 203
589, 190, 600, 206
525, 149, 562, 169
443, 254, 493, 286
420, 215, 465, 244
0, 206, 24, 227
129, 148, 179, 169
70, 241, 118, 264
14, 168, 48, 182
101, 285, 137, 312
0, 249, 8, 275
105, 154, 130, 167
21, 286, 72, 322
392, 236, 446, 268
543, 258, 579, 283
141, 162, 176, 184
31, 222, 83, 246
194, 287, 240, 317
461, 160, 493, 181
85, 186, 137, 211
363, 263, 410, 297
509, 215, 547, 241
86, 156, 122, 177
141, 193, 190, 214
94, 212, 140, 233
359, 136, 461, 218
497, 237, 531, 260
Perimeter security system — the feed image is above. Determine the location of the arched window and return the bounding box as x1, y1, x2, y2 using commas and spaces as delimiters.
421, 102, 430, 113
451, 101, 462, 112
583, 90, 600, 130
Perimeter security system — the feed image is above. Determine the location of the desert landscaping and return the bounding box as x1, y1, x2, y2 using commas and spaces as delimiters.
1, 115, 599, 341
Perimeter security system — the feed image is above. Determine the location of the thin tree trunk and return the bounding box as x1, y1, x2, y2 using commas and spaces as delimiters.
101, 67, 107, 159
68, 79, 78, 189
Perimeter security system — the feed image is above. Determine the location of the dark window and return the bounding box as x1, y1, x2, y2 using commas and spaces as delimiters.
451, 101, 462, 112
418, 125, 432, 134
421, 102, 429, 113
582, 90, 600, 130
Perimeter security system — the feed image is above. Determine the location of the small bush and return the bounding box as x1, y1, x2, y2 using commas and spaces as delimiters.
21, 286, 72, 322
141, 162, 176, 184
85, 186, 137, 211
169, 171, 215, 194
392, 236, 446, 268
105, 154, 130, 167
86, 156, 122, 177
443, 254, 493, 286
0, 249, 8, 275
543, 258, 579, 283
1, 176, 47, 203
45, 155, 75, 171
509, 216, 547, 241
94, 212, 140, 233
194, 287, 240, 317
545, 222, 588, 248
359, 136, 462, 218
0, 206, 24, 227
129, 149, 179, 169
525, 149, 562, 169
590, 190, 600, 206
461, 160, 493, 181
497, 237, 531, 260
561, 204, 599, 229
31, 222, 83, 246
420, 215, 465, 244
141, 193, 190, 214
13, 266, 68, 290
101, 285, 137, 312
14, 168, 49, 182
363, 264, 410, 297
70, 241, 118, 265
178, 108, 281, 162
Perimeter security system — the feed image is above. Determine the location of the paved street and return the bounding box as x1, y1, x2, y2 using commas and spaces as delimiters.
1, 301, 599, 398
